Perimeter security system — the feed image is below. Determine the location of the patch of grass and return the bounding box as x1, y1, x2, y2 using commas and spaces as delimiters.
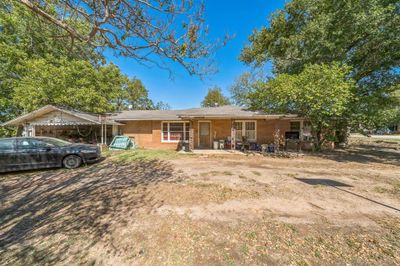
105, 149, 195, 161
314, 250, 322, 259
240, 244, 249, 255
237, 175, 260, 185
157, 182, 260, 205
374, 183, 400, 196
346, 238, 362, 251
223, 253, 236, 266
223, 171, 234, 176
286, 224, 297, 233
246, 231, 257, 240
252, 171, 262, 176
200, 170, 234, 177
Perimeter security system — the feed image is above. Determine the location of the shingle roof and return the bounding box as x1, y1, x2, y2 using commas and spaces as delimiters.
177, 105, 267, 118
112, 105, 298, 120
2, 105, 300, 127
110, 109, 184, 120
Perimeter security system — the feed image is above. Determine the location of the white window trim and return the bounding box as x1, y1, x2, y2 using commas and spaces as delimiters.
161, 121, 189, 143
289, 120, 305, 140
234, 120, 257, 142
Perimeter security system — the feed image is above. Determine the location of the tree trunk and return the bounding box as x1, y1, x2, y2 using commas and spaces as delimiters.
314, 130, 324, 151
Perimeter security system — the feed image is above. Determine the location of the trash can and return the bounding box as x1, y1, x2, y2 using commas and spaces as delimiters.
219, 140, 225, 149
213, 141, 219, 150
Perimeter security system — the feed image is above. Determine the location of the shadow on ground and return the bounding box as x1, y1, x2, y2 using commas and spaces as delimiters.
0, 159, 180, 265
320, 144, 400, 166
295, 178, 400, 212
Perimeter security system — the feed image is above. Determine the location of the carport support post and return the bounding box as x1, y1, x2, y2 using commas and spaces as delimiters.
104, 121, 107, 145
100, 122, 104, 145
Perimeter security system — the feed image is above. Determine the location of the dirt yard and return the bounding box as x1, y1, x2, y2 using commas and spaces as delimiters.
1, 142, 399, 265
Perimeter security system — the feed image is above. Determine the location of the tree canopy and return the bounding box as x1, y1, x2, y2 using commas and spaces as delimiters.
201, 87, 231, 107
248, 63, 355, 147
17, 0, 224, 76
240, 0, 400, 132
0, 1, 169, 136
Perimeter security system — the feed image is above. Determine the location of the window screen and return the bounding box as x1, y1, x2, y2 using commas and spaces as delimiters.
162, 122, 189, 142
234, 121, 256, 141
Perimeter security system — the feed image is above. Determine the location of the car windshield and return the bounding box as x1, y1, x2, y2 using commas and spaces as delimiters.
42, 138, 71, 147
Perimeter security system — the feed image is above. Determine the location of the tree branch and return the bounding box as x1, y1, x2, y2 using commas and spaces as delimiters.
18, 0, 88, 42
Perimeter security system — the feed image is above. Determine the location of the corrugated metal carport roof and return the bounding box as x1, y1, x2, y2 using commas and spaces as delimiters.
2, 105, 122, 127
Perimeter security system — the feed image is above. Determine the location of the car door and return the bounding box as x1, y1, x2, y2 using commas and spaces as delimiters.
21, 138, 61, 168
0, 139, 17, 172
16, 138, 40, 170
16, 138, 58, 169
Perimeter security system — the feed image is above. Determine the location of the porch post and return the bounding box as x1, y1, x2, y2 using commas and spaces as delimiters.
231, 120, 236, 150
189, 120, 194, 151
300, 120, 304, 141
274, 121, 280, 152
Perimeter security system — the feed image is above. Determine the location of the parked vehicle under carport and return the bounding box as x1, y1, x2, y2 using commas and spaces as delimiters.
0, 137, 102, 173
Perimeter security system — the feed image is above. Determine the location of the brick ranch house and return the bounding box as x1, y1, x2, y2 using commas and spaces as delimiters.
2, 105, 311, 150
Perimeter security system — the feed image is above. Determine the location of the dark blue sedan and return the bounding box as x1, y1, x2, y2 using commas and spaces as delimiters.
0, 137, 102, 173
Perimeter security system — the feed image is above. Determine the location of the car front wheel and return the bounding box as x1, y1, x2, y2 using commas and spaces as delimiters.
63, 155, 82, 169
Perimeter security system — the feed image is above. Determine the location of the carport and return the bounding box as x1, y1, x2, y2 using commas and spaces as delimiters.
1, 105, 123, 145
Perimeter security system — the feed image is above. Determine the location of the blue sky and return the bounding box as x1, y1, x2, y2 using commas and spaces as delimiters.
107, 1, 286, 109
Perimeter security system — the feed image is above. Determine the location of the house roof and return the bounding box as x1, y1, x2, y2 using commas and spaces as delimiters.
176, 105, 297, 119
2, 105, 300, 127
110, 109, 185, 121
2, 105, 122, 127
112, 105, 299, 121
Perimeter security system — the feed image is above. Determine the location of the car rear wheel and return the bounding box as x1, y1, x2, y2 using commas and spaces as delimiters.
63, 155, 82, 169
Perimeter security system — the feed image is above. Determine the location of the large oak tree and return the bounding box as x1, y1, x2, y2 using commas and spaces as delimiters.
240, 0, 400, 131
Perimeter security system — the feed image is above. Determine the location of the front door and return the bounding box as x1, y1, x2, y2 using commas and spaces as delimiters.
199, 121, 211, 148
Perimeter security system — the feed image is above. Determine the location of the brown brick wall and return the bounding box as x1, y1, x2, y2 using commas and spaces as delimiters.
121, 119, 293, 150
256, 119, 291, 144
122, 120, 179, 149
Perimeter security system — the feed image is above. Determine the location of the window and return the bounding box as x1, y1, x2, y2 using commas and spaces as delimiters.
0, 139, 15, 150
290, 121, 301, 131
41, 138, 71, 147
17, 138, 49, 149
245, 121, 256, 140
162, 122, 189, 142
234, 122, 242, 140
234, 121, 256, 141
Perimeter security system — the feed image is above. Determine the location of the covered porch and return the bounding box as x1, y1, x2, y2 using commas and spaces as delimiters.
185, 117, 309, 152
